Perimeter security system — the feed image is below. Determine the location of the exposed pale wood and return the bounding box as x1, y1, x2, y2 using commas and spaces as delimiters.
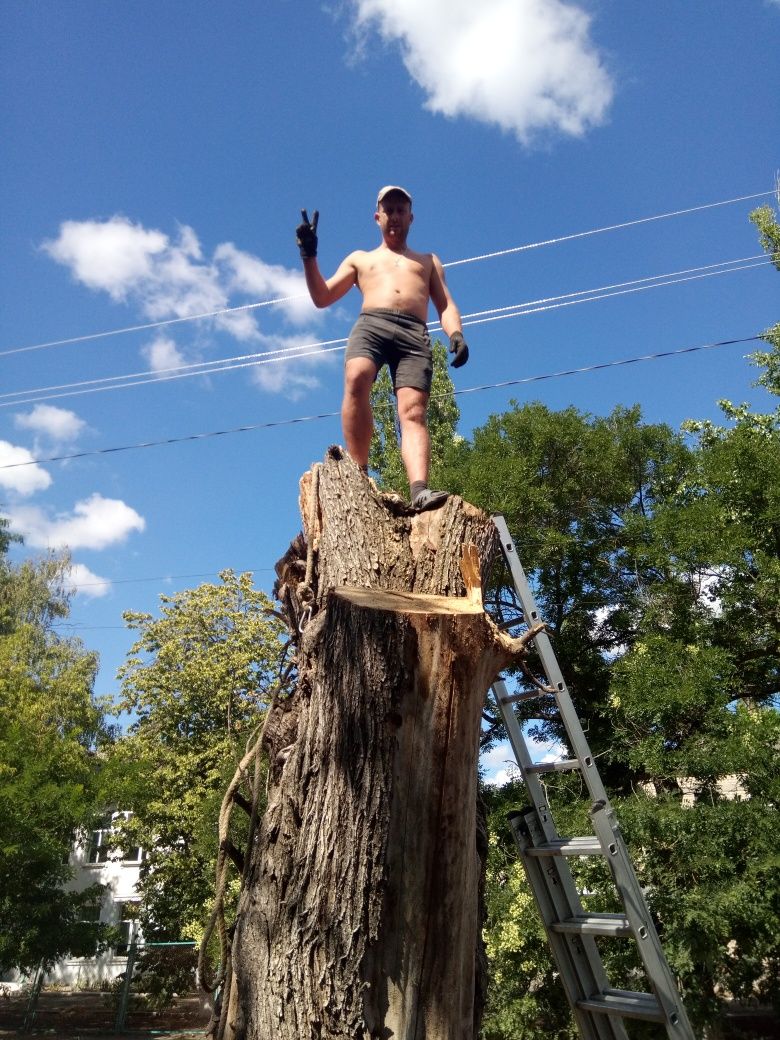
229, 447, 524, 1040
333, 583, 485, 615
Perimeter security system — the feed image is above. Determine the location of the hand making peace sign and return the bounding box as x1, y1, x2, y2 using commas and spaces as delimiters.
296, 208, 319, 259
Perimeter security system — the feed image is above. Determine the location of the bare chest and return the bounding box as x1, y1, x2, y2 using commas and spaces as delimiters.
357, 251, 431, 292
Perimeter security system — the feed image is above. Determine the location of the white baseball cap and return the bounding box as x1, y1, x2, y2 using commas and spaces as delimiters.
376, 185, 412, 206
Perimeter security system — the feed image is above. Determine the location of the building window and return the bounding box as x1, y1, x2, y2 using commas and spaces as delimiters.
86, 812, 144, 864
87, 817, 114, 863
80, 898, 103, 926
115, 902, 140, 956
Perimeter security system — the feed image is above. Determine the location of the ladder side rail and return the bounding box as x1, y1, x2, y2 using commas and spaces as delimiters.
493, 682, 600, 920
589, 803, 696, 1040
491, 680, 559, 844
492, 515, 612, 808
493, 516, 696, 1039
509, 812, 630, 1040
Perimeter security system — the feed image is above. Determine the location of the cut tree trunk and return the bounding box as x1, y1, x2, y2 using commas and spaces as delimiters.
228, 448, 529, 1040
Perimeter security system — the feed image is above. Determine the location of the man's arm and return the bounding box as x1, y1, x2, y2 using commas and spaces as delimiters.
302, 254, 359, 309
430, 254, 469, 368
296, 208, 359, 309
429, 254, 462, 337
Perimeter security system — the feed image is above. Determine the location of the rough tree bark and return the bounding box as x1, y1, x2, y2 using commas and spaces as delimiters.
227, 448, 528, 1040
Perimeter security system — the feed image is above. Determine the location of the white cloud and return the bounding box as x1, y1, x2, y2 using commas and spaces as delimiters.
480, 742, 522, 787
215, 243, 316, 326
0, 440, 52, 497
42, 216, 228, 324
142, 334, 186, 375
42, 218, 327, 398
42, 217, 168, 300
64, 562, 112, 599
480, 734, 565, 786
349, 0, 614, 142
15, 404, 87, 443
592, 604, 628, 660
693, 568, 725, 618
43, 219, 312, 344
9, 493, 145, 551
249, 332, 339, 399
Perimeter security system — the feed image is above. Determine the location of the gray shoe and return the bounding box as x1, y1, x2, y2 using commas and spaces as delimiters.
412, 488, 449, 512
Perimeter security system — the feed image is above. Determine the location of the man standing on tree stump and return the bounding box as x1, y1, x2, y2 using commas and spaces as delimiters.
296, 185, 469, 511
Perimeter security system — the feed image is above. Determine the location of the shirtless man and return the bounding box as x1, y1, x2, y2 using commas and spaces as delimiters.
295, 185, 469, 511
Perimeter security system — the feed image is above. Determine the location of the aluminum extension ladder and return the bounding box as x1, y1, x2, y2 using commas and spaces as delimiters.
489, 514, 695, 1040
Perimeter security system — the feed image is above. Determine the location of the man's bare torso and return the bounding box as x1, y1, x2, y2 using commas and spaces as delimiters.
351, 246, 434, 323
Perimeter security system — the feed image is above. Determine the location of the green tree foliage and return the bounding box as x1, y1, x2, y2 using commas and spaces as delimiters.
0, 513, 19, 558
368, 339, 461, 495
444, 402, 693, 773
0, 549, 111, 973
431, 385, 780, 1033
109, 571, 288, 946
747, 201, 780, 397
481, 779, 578, 1040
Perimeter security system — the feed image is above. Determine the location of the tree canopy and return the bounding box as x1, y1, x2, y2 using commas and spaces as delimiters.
108, 570, 288, 945
0, 547, 112, 973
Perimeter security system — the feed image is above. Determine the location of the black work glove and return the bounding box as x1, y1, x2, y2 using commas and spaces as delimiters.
448, 331, 469, 368
296, 208, 319, 259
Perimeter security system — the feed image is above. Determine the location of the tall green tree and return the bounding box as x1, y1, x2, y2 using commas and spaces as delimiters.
0, 549, 111, 973
469, 199, 780, 1037
467, 389, 780, 1034
109, 571, 288, 945
742, 200, 780, 405
442, 401, 694, 776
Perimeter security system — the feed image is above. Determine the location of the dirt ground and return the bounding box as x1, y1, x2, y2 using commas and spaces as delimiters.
0, 990, 211, 1037
0, 989, 777, 1039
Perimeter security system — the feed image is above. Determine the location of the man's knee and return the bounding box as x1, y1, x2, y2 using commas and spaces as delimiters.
344, 358, 377, 399
397, 387, 429, 426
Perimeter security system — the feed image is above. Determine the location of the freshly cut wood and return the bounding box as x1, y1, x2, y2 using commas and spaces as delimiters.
227, 448, 531, 1040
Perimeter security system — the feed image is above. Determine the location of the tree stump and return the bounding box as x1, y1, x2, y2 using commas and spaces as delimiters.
229, 448, 528, 1040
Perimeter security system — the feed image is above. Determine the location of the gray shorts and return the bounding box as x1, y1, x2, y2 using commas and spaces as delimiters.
345, 309, 433, 393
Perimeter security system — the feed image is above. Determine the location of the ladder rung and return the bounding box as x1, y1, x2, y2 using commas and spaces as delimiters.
497, 687, 547, 705
578, 988, 664, 1023
551, 913, 631, 937
524, 836, 602, 857
526, 758, 580, 774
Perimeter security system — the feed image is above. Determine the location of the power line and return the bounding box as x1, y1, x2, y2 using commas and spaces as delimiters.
1, 255, 771, 409
1, 188, 773, 359
0, 293, 307, 359
1, 253, 764, 400
450, 336, 762, 398
461, 259, 771, 328
68, 567, 275, 589
460, 255, 769, 323
0, 337, 348, 404
0, 334, 762, 471
444, 190, 773, 267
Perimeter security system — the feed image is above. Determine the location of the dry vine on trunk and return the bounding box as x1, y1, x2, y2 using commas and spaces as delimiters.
211, 448, 533, 1040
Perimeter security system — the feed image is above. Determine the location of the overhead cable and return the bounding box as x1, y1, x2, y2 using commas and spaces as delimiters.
0, 253, 764, 402
68, 567, 275, 589
1, 188, 772, 359
444, 190, 773, 267
0, 335, 762, 471
0, 256, 771, 410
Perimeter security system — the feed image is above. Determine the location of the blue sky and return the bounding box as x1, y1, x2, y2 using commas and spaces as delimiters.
2, 1, 779, 773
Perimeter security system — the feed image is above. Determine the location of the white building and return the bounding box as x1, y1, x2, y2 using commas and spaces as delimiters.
2, 812, 145, 989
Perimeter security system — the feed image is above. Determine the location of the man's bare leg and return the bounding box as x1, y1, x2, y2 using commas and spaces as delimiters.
397, 386, 448, 510
342, 357, 379, 468
396, 386, 430, 484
